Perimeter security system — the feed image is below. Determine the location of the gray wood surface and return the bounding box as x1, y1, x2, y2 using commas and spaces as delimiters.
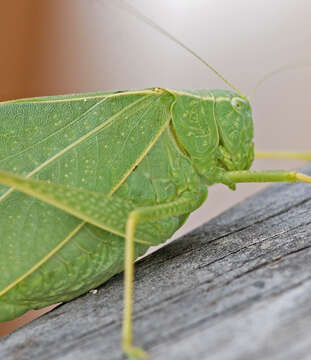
2, 165, 311, 360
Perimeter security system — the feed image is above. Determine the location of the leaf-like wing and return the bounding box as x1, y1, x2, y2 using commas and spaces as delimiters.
0, 90, 173, 297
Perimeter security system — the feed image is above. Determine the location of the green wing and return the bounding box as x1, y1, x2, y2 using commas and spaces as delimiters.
0, 89, 174, 316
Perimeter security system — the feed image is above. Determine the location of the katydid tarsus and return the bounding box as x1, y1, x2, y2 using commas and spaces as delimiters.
1, 2, 311, 359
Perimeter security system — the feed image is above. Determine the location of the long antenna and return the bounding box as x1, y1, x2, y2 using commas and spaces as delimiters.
115, 0, 245, 98
249, 62, 311, 100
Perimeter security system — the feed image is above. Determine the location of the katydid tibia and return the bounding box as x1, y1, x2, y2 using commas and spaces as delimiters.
1, 3, 311, 360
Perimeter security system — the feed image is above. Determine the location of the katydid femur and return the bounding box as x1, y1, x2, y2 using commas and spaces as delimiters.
0, 2, 310, 360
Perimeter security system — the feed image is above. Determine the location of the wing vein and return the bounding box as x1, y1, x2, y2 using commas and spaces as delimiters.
0, 94, 150, 204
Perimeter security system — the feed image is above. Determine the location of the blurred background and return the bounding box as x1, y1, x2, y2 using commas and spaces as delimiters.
0, 0, 310, 337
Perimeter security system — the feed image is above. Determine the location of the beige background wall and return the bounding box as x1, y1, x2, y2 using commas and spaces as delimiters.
0, 0, 310, 336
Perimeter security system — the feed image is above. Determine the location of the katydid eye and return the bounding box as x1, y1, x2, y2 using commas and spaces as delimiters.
231, 97, 246, 109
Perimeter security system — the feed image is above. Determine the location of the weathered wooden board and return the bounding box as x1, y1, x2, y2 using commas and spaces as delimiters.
1, 165, 311, 360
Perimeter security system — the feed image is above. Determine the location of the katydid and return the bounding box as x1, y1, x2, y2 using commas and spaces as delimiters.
1, 3, 311, 360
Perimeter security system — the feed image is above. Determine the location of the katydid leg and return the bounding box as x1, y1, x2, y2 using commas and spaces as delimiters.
122, 190, 207, 358
222, 170, 311, 185
255, 151, 311, 161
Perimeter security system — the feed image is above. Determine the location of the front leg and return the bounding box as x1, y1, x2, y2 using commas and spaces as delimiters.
122, 190, 207, 358
221, 170, 311, 186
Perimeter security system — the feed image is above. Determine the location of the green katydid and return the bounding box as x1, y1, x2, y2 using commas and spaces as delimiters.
1, 2, 311, 359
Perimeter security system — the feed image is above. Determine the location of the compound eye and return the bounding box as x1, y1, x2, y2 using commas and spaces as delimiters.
231, 97, 246, 110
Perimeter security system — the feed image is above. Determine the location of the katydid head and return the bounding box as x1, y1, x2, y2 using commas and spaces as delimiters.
213, 90, 254, 172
